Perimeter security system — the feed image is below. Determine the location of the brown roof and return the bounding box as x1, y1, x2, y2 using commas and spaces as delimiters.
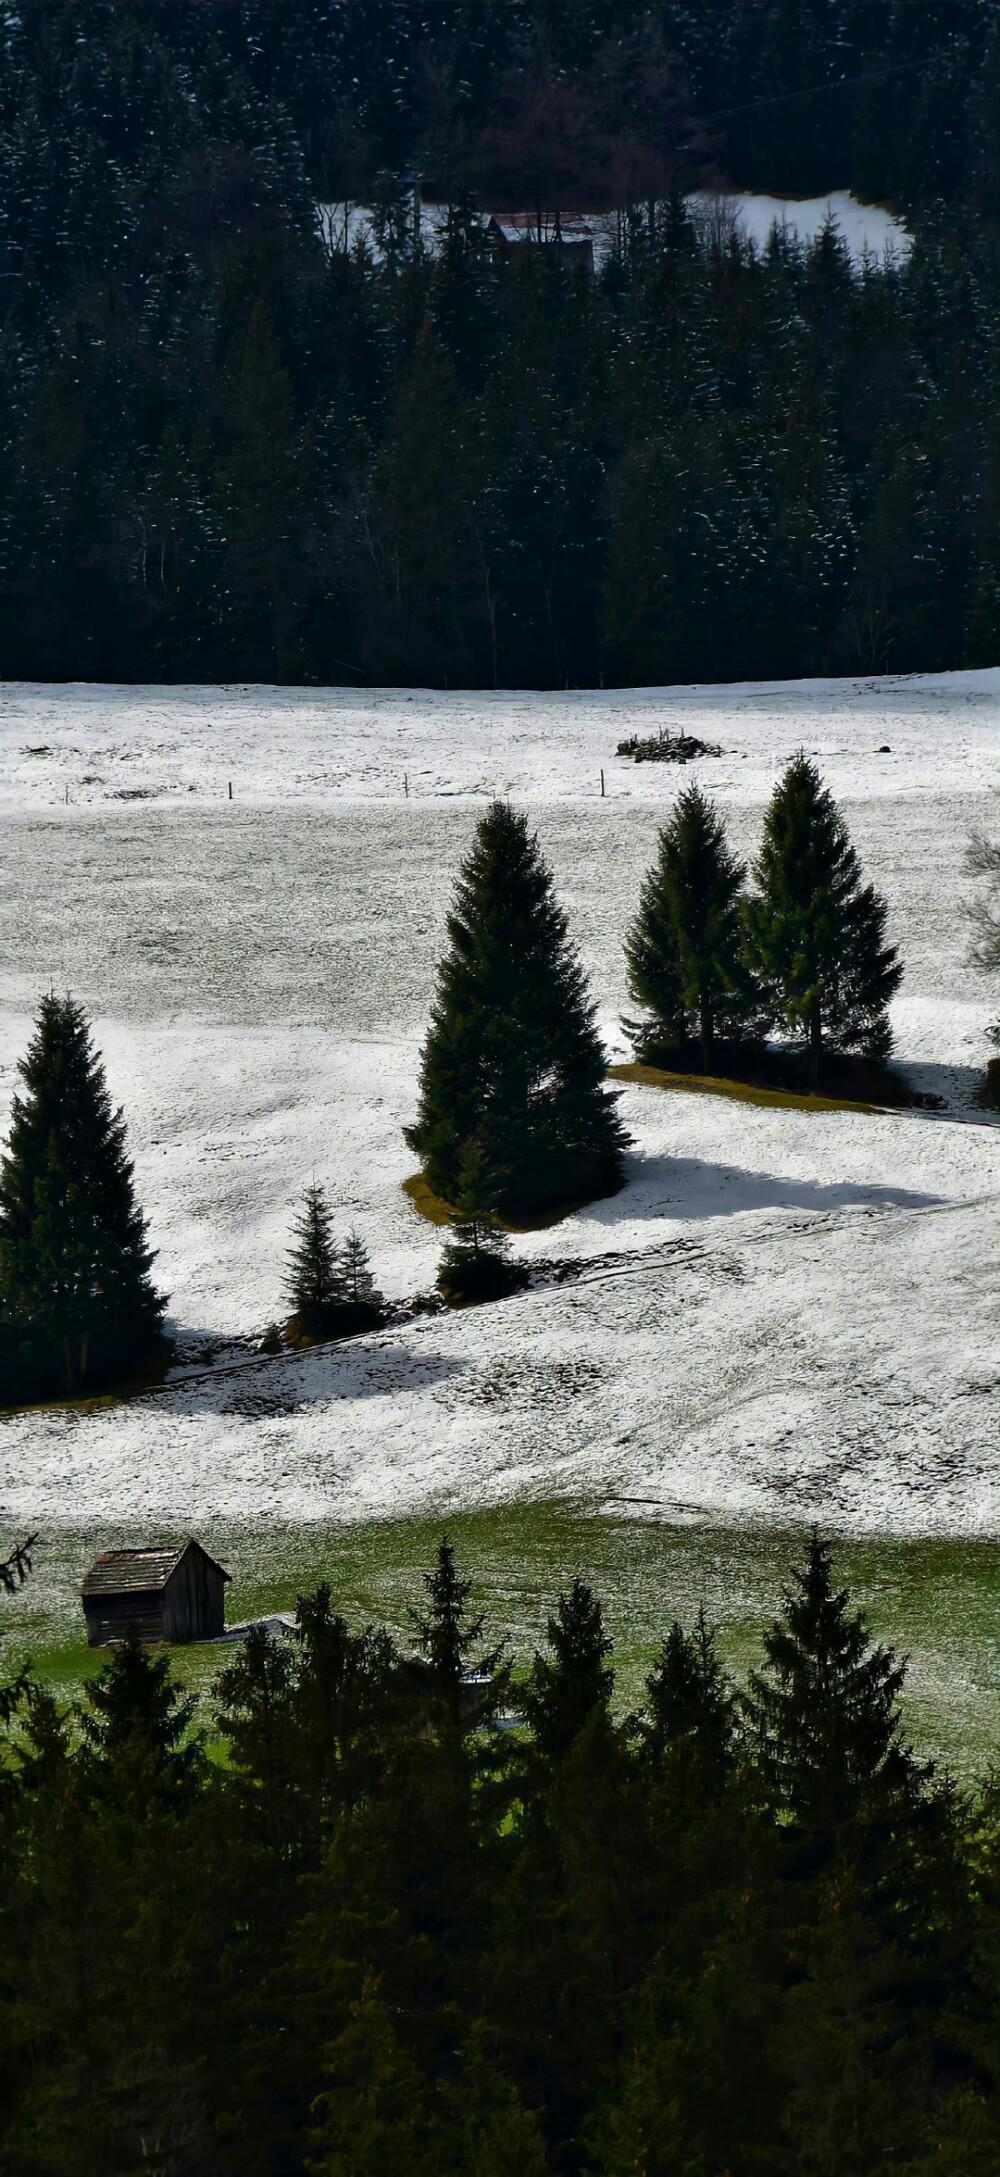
81, 1540, 230, 1598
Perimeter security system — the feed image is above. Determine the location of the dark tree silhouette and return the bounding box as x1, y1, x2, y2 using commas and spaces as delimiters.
0, 994, 165, 1393
743, 756, 903, 1081
407, 801, 628, 1218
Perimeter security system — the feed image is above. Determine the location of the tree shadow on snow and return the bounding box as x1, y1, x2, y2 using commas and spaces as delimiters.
895, 1058, 997, 1120
592, 1152, 945, 1226
146, 1336, 466, 1418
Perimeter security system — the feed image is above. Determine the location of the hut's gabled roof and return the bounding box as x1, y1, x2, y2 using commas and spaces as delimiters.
82, 1540, 230, 1599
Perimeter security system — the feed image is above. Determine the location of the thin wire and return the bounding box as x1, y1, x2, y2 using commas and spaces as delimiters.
701, 53, 964, 125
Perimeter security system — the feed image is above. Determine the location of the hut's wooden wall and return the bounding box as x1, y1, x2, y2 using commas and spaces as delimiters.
162, 1547, 226, 1640
83, 1592, 166, 1646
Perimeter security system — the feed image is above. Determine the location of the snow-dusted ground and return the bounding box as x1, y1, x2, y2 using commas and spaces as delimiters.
318, 191, 909, 267
0, 670, 997, 1537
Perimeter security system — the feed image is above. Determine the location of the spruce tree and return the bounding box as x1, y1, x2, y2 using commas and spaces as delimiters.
437, 1136, 526, 1305
747, 1531, 918, 1832
408, 1536, 506, 1732
743, 755, 903, 1083
520, 1578, 614, 1766
340, 1230, 388, 1329
639, 1607, 737, 1790
625, 786, 767, 1069
406, 801, 628, 1218
284, 1183, 345, 1336
0, 994, 165, 1393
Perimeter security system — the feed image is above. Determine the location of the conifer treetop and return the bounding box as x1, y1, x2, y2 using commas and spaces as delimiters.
0, 992, 165, 1365
747, 1529, 920, 1830
743, 753, 902, 1066
408, 801, 628, 1216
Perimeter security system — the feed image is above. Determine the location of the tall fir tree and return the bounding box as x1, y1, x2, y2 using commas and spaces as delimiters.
406, 801, 628, 1217
408, 1536, 506, 1732
747, 1530, 919, 1833
520, 1578, 614, 1768
284, 1182, 345, 1335
625, 785, 766, 1069
639, 1608, 737, 1792
742, 754, 903, 1081
0, 993, 165, 1392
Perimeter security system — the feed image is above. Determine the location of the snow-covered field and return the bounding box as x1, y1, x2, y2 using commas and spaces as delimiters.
0, 670, 997, 1541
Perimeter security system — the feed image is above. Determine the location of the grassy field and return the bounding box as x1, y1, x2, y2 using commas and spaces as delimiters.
5, 1504, 998, 1781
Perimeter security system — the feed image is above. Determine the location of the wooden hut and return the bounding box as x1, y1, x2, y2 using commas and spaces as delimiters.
81, 1540, 230, 1646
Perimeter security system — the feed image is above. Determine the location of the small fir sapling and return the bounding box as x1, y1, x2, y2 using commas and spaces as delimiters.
742, 754, 902, 1083
436, 1137, 527, 1305
407, 800, 628, 1219
340, 1229, 388, 1328
284, 1183, 346, 1337
0, 993, 166, 1396
625, 785, 768, 1068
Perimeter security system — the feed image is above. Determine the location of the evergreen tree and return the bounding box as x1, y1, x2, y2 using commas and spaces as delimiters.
407, 1535, 506, 1733
0, 993, 165, 1392
742, 755, 903, 1081
625, 785, 767, 1069
406, 801, 628, 1218
437, 1135, 526, 1305
79, 1626, 203, 1806
284, 1182, 345, 1336
520, 1578, 614, 1767
639, 1607, 737, 1791
341, 1229, 383, 1315
747, 1530, 919, 1832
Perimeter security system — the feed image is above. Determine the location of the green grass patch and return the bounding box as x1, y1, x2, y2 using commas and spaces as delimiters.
7, 1505, 999, 1779
610, 1060, 881, 1116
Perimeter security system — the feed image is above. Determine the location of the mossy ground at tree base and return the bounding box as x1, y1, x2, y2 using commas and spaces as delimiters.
611, 1061, 882, 1117
615, 1043, 942, 1113
402, 1169, 625, 1234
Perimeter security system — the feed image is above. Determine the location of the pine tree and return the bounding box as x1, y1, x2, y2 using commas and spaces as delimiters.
437, 1135, 525, 1305
639, 1607, 737, 1791
742, 755, 903, 1082
0, 993, 165, 1392
79, 1626, 203, 1805
406, 801, 628, 1218
520, 1578, 614, 1766
340, 1229, 386, 1323
747, 1530, 919, 1832
284, 1182, 345, 1336
625, 786, 767, 1069
407, 1535, 506, 1732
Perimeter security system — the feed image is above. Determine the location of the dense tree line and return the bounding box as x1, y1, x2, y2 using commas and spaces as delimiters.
0, 2, 994, 686
0, 1529, 998, 2173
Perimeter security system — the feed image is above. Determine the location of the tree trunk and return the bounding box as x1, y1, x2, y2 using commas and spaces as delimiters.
700, 1003, 714, 1076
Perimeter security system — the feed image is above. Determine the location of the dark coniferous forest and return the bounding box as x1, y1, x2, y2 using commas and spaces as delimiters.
3, 1532, 1000, 2173
0, 0, 995, 687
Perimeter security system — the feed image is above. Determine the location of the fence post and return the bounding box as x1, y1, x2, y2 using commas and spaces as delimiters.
600, 768, 605, 798
228, 781, 233, 800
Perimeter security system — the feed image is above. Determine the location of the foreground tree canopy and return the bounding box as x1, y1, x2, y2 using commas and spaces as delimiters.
1, 1531, 998, 2174
407, 800, 628, 1217
0, 1, 993, 685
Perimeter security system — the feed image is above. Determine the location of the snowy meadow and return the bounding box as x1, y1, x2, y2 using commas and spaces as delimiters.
1, 669, 998, 1755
